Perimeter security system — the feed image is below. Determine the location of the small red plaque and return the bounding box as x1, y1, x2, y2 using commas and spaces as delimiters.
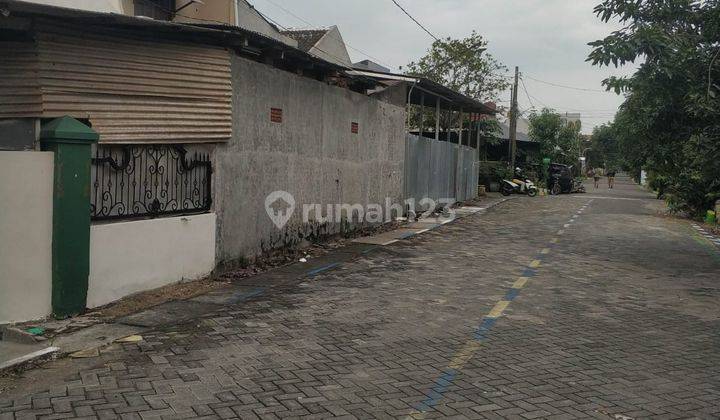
351, 122, 359, 134
270, 108, 283, 123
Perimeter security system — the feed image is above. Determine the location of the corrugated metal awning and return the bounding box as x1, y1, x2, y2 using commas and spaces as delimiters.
348, 69, 497, 115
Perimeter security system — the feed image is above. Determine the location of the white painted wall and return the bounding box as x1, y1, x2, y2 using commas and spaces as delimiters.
0, 151, 54, 324
22, 0, 127, 13
234, 0, 298, 47
87, 213, 216, 308
310, 26, 352, 68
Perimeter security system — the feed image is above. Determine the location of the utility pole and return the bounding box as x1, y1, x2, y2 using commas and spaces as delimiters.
509, 66, 519, 170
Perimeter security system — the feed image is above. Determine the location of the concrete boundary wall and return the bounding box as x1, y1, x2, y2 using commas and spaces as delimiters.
87, 213, 216, 308
0, 151, 54, 323
405, 134, 478, 209
214, 55, 406, 263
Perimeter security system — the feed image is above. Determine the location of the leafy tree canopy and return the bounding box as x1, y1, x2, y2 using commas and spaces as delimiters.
587, 0, 720, 215
528, 108, 582, 166
405, 31, 509, 104
404, 31, 509, 137
587, 124, 622, 169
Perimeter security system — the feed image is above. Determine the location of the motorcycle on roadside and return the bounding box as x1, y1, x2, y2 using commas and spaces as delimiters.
548, 163, 586, 195
501, 168, 538, 197
550, 176, 586, 195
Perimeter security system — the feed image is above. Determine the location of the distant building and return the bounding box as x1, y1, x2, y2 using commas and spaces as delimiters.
516, 117, 531, 135
499, 122, 531, 143
353, 59, 391, 73
281, 26, 353, 68
560, 112, 582, 129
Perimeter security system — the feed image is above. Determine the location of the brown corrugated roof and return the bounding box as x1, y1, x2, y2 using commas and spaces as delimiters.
280, 29, 328, 53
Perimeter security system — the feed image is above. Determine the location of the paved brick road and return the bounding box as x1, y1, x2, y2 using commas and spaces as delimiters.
2, 176, 719, 419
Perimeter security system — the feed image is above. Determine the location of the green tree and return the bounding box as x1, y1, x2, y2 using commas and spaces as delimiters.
405, 31, 509, 102
588, 0, 720, 215
528, 108, 582, 166
587, 123, 622, 169
404, 31, 509, 132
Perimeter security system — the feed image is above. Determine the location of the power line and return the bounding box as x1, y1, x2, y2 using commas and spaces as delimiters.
523, 73, 612, 93
136, 0, 233, 25
258, 0, 312, 26
254, 10, 355, 69
516, 78, 618, 120
138, 0, 362, 70
256, 0, 396, 69
389, 0, 439, 41
519, 77, 535, 110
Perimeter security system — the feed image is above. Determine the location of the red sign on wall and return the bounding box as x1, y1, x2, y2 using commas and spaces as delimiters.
270, 108, 283, 123
351, 122, 359, 134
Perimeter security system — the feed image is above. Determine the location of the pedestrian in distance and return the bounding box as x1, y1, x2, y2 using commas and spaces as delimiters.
591, 167, 603, 188
607, 168, 616, 188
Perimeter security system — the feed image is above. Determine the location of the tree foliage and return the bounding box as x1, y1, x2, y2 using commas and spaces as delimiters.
588, 0, 720, 215
528, 108, 582, 166
405, 31, 509, 102
587, 124, 622, 169
404, 31, 509, 133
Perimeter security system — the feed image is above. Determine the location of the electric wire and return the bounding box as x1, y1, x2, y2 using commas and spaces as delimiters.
389, 0, 439, 41
523, 73, 611, 93
135, 0, 357, 69
519, 77, 535, 110
256, 0, 396, 69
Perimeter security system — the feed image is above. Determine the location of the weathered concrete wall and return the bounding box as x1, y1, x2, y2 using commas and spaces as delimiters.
214, 55, 405, 264
0, 151, 53, 323
87, 213, 216, 308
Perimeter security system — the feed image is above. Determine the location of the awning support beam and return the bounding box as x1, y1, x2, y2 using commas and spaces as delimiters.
435, 97, 440, 141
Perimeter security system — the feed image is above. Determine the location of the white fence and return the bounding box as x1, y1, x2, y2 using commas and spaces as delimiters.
0, 151, 54, 324
0, 151, 218, 323
88, 213, 216, 308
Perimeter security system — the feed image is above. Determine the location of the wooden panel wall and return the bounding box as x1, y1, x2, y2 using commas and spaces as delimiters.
0, 40, 42, 117
0, 23, 232, 144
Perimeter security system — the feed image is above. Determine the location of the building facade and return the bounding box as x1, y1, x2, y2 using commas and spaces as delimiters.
0, 0, 490, 322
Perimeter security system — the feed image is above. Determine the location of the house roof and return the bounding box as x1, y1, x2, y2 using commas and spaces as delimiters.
1, 0, 351, 75
280, 29, 329, 52
498, 122, 532, 142
354, 60, 391, 73
2, 1, 499, 113
348, 69, 497, 115
237, 0, 282, 33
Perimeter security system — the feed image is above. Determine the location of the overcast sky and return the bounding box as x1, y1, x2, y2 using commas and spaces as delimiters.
250, 0, 636, 134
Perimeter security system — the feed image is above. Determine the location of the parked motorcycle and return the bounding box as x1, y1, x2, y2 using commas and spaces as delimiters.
549, 175, 586, 195
548, 163, 585, 195
572, 179, 586, 193
501, 178, 538, 197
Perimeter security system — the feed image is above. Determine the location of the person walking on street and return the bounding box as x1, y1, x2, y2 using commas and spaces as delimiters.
592, 167, 603, 188
607, 168, 616, 188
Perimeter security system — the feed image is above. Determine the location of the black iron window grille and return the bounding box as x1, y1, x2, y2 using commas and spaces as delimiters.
91, 145, 212, 221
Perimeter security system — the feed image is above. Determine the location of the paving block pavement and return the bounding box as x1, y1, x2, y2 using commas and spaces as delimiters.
1, 177, 719, 419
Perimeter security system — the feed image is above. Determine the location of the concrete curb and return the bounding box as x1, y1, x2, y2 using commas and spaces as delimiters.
0, 346, 59, 374
691, 223, 720, 248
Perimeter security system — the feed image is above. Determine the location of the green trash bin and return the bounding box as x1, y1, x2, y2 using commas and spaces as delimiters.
706, 210, 716, 225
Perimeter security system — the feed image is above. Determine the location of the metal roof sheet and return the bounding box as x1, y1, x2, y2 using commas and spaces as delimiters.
280, 29, 329, 53
348, 69, 497, 114
1, 0, 349, 73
